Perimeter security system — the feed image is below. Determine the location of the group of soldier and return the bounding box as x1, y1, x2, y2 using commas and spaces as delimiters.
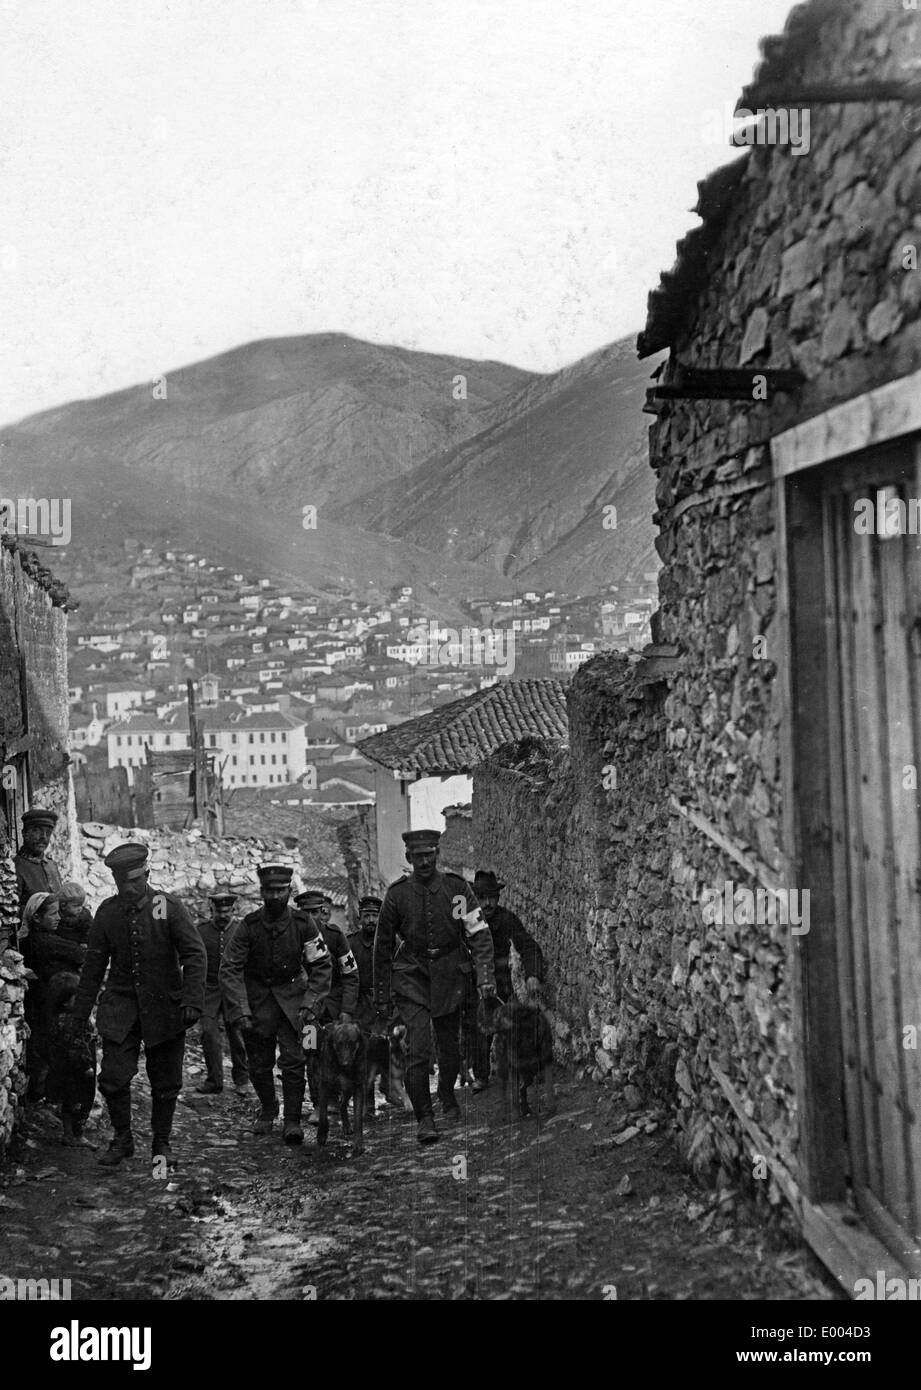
11, 809, 546, 1165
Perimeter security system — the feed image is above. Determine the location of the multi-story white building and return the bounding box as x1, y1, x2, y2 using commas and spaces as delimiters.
108, 701, 310, 789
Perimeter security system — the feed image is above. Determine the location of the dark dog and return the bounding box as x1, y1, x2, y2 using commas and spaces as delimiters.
365, 1023, 412, 1118
493, 1000, 555, 1120
316, 1020, 368, 1153
44, 971, 97, 1145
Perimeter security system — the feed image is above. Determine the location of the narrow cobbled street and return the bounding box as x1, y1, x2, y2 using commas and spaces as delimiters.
1, 1041, 836, 1301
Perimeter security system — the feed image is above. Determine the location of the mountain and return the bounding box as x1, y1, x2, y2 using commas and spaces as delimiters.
328, 336, 661, 588
3, 333, 528, 508
0, 331, 661, 610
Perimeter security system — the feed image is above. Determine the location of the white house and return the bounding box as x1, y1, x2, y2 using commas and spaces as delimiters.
358, 679, 568, 887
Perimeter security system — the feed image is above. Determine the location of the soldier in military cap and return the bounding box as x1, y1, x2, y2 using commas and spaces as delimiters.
14, 809, 64, 940
195, 890, 250, 1097
219, 864, 332, 1143
71, 842, 207, 1170
350, 895, 382, 1033
373, 829, 495, 1144
294, 890, 359, 1025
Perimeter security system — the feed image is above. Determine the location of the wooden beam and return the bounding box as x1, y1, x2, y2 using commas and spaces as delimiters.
670, 794, 784, 895
772, 368, 921, 478
745, 81, 921, 106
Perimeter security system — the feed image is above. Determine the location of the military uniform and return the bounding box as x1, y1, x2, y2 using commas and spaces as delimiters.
219, 878, 332, 1134
72, 844, 207, 1161
349, 927, 377, 1032
294, 892, 359, 1023
374, 836, 494, 1125
196, 893, 249, 1092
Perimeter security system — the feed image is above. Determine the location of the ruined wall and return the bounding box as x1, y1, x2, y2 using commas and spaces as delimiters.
76, 824, 331, 921
0, 844, 27, 1151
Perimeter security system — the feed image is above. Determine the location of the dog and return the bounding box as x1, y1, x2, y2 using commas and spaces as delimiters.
365, 1022, 412, 1118
315, 1020, 368, 1153
44, 971, 97, 1145
493, 999, 555, 1120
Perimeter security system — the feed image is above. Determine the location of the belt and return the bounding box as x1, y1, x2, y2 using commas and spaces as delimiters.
251, 970, 302, 986
425, 942, 460, 961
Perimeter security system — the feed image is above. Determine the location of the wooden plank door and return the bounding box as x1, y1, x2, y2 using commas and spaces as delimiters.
822, 442, 921, 1256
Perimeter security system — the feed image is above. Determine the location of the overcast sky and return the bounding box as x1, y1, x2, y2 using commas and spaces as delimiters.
2, 0, 796, 424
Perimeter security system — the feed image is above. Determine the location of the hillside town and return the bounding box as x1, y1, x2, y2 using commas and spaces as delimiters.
62, 536, 656, 829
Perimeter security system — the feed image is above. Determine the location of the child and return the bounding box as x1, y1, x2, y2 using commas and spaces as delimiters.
45, 971, 97, 1145
58, 882, 92, 951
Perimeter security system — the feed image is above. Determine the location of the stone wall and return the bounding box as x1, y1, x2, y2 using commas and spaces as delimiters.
77, 823, 345, 925
0, 539, 74, 1155
472, 1, 921, 1198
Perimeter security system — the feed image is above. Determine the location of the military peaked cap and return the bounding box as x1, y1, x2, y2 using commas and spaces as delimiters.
104, 842, 150, 877
22, 808, 58, 829
258, 862, 294, 886
402, 829, 441, 850
358, 895, 383, 911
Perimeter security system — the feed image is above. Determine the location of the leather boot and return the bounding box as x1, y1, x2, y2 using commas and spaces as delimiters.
98, 1129, 134, 1166
99, 1088, 134, 1165
151, 1097, 176, 1167
252, 1073, 278, 1132
281, 1076, 305, 1143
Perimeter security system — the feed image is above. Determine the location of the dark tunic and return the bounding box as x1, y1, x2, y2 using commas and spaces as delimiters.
196, 916, 240, 1019
348, 929, 376, 1030
219, 905, 332, 1033
72, 888, 207, 1047
373, 871, 495, 1019
317, 921, 359, 1021
487, 905, 545, 1001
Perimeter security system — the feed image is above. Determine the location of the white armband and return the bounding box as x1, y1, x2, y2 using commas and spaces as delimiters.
338, 950, 358, 974
463, 908, 488, 937
304, 935, 328, 963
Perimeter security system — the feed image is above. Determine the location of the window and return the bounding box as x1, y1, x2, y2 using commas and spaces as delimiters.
271, 754, 276, 765
232, 756, 237, 767
249, 756, 254, 766
259, 733, 265, 744
281, 732, 287, 744
116, 736, 122, 747
282, 755, 287, 765
231, 733, 237, 744
260, 755, 266, 765
270, 732, 276, 743
164, 734, 171, 747
209, 734, 216, 747
248, 734, 254, 744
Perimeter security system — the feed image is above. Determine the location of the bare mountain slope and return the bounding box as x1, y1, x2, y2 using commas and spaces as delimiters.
329, 336, 661, 586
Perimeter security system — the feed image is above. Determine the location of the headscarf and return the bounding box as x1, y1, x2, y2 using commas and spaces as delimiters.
20, 891, 52, 941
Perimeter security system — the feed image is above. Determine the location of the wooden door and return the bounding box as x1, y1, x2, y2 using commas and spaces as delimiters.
821, 441, 921, 1255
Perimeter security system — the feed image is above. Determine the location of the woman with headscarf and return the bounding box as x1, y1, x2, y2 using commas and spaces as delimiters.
21, 893, 84, 1101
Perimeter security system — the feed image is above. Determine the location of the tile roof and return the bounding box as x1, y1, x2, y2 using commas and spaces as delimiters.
357, 679, 568, 776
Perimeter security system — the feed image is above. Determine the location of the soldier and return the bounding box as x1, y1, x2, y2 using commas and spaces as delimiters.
373, 829, 496, 1144
14, 809, 64, 940
349, 895, 382, 1033
294, 890, 359, 1025
195, 890, 250, 1097
466, 869, 546, 1093
220, 864, 332, 1144
71, 842, 207, 1170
